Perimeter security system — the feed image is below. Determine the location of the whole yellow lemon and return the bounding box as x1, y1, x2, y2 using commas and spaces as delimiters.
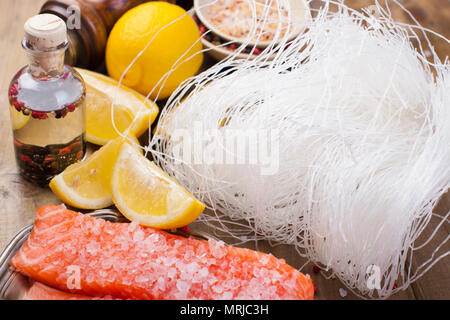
106, 2, 203, 100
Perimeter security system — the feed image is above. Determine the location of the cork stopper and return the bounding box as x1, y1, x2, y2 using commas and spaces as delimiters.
24, 14, 67, 51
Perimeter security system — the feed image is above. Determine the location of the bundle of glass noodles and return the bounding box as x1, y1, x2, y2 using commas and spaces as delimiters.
146, 0, 449, 298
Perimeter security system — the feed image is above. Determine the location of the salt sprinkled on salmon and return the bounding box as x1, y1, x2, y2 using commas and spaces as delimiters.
11, 205, 314, 300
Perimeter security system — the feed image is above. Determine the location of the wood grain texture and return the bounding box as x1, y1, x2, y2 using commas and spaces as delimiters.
0, 0, 448, 300
0, 0, 59, 253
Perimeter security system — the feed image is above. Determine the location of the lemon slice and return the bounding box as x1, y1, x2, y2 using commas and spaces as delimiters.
75, 68, 159, 145
111, 143, 205, 228
9, 105, 30, 130
49, 136, 142, 209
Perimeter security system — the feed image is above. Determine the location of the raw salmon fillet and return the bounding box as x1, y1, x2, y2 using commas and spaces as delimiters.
11, 205, 314, 300
26, 282, 104, 300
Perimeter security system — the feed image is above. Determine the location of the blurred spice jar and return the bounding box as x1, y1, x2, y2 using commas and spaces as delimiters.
40, 0, 181, 69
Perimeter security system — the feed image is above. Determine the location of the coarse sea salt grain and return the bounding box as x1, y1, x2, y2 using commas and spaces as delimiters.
135, 275, 149, 283
198, 267, 209, 278
185, 262, 200, 274
176, 280, 191, 293
167, 267, 177, 279
128, 221, 139, 233
86, 243, 98, 255
91, 219, 102, 234
220, 291, 233, 300
133, 229, 145, 242
155, 277, 166, 292
339, 288, 348, 298
208, 239, 228, 259
212, 284, 224, 294
101, 258, 114, 270
260, 254, 270, 265
104, 226, 114, 235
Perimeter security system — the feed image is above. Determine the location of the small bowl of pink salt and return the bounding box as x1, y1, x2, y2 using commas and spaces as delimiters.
194, 0, 310, 48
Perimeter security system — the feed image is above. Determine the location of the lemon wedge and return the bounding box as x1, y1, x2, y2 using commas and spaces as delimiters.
49, 136, 142, 209
75, 68, 159, 145
9, 105, 30, 130
111, 143, 205, 228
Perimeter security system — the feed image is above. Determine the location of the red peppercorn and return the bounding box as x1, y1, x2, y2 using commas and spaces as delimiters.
9, 88, 18, 97
179, 225, 190, 234
66, 103, 76, 112
13, 102, 22, 112
312, 264, 320, 273
59, 147, 71, 155
313, 283, 318, 294
13, 139, 23, 147
30, 111, 47, 119
199, 24, 206, 34
69, 141, 81, 150
253, 48, 261, 55
229, 44, 237, 50
60, 108, 68, 118
20, 155, 32, 163
9, 83, 19, 96
39, 112, 48, 119
393, 282, 398, 290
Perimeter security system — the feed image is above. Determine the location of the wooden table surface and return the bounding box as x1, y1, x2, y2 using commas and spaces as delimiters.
0, 0, 449, 300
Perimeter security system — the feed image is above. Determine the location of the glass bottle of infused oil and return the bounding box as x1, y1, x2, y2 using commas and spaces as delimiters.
8, 14, 86, 186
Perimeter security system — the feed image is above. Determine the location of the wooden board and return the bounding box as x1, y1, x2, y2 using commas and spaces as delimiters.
0, 0, 448, 300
